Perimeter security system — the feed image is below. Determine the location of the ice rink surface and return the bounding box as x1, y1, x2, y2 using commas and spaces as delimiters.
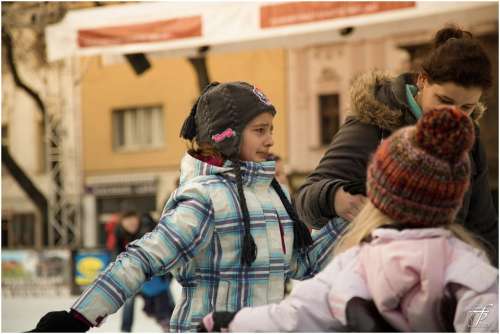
2, 280, 184, 333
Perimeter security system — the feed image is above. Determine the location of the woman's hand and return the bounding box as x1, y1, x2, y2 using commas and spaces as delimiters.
334, 186, 367, 222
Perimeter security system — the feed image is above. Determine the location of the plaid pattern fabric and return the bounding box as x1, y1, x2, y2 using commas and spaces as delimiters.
72, 153, 340, 332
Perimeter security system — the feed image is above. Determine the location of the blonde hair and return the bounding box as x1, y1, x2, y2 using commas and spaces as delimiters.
333, 201, 489, 262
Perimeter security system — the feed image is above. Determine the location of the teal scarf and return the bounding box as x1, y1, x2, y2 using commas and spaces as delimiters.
405, 84, 423, 119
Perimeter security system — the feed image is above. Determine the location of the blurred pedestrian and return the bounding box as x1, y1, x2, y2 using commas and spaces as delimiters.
114, 211, 142, 332
138, 213, 175, 332
104, 213, 120, 254
295, 24, 498, 263
29, 82, 339, 332
198, 107, 498, 332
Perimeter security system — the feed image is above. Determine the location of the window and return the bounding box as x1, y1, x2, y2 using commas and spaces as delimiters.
3, 213, 37, 248
112, 105, 164, 151
319, 94, 340, 145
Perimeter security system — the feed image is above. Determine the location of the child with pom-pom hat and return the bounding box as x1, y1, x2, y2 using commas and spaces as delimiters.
199, 107, 498, 332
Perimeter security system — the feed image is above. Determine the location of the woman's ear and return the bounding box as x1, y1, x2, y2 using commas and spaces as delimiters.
416, 73, 428, 91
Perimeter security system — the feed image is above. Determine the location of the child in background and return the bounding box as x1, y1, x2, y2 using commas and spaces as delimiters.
30, 82, 340, 332
199, 107, 498, 332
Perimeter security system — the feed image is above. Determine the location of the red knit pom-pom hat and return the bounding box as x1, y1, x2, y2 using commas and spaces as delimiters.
367, 107, 475, 226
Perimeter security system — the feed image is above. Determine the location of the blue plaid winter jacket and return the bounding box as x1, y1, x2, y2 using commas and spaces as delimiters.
71, 153, 341, 332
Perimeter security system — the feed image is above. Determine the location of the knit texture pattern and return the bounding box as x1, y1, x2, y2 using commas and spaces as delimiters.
194, 82, 276, 159
367, 107, 474, 226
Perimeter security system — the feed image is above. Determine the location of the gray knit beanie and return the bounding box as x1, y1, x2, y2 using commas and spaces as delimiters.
180, 81, 276, 159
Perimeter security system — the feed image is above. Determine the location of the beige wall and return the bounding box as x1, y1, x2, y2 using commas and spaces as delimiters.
81, 49, 287, 176
287, 39, 410, 173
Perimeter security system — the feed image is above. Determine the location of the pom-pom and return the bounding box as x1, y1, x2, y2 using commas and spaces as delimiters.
415, 107, 474, 164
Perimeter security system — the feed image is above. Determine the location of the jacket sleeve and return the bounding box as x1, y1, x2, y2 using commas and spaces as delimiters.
465, 134, 498, 265
294, 118, 382, 229
228, 253, 352, 332
290, 217, 349, 279
70, 182, 214, 326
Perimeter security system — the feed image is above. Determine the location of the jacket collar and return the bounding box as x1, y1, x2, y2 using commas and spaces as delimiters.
348, 71, 486, 131
370, 227, 452, 244
179, 152, 276, 188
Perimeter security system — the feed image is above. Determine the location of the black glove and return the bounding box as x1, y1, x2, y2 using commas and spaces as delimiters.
343, 180, 367, 196
197, 311, 236, 332
28, 310, 90, 333
345, 297, 396, 332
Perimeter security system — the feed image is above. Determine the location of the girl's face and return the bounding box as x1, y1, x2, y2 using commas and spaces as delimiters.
240, 112, 274, 162
416, 74, 483, 116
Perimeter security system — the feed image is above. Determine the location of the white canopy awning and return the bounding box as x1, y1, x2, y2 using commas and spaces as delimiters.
45, 1, 498, 62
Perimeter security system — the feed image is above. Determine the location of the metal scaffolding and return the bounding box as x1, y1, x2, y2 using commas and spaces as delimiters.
44, 58, 82, 248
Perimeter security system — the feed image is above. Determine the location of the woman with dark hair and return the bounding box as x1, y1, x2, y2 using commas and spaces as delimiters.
295, 24, 498, 263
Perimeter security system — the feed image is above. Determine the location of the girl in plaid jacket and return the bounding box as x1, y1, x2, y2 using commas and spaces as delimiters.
31, 82, 340, 332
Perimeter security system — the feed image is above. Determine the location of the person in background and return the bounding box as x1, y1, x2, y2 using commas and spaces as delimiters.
295, 24, 498, 264
104, 213, 121, 254
112, 212, 176, 332
138, 213, 175, 332
114, 211, 142, 332
198, 107, 498, 332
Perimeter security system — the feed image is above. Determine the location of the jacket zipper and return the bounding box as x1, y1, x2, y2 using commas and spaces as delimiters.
276, 212, 286, 254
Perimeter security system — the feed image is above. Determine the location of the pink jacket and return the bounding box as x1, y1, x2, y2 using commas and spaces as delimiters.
229, 228, 498, 332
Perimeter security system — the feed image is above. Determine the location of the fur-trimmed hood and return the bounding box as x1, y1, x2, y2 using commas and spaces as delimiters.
348, 71, 486, 131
